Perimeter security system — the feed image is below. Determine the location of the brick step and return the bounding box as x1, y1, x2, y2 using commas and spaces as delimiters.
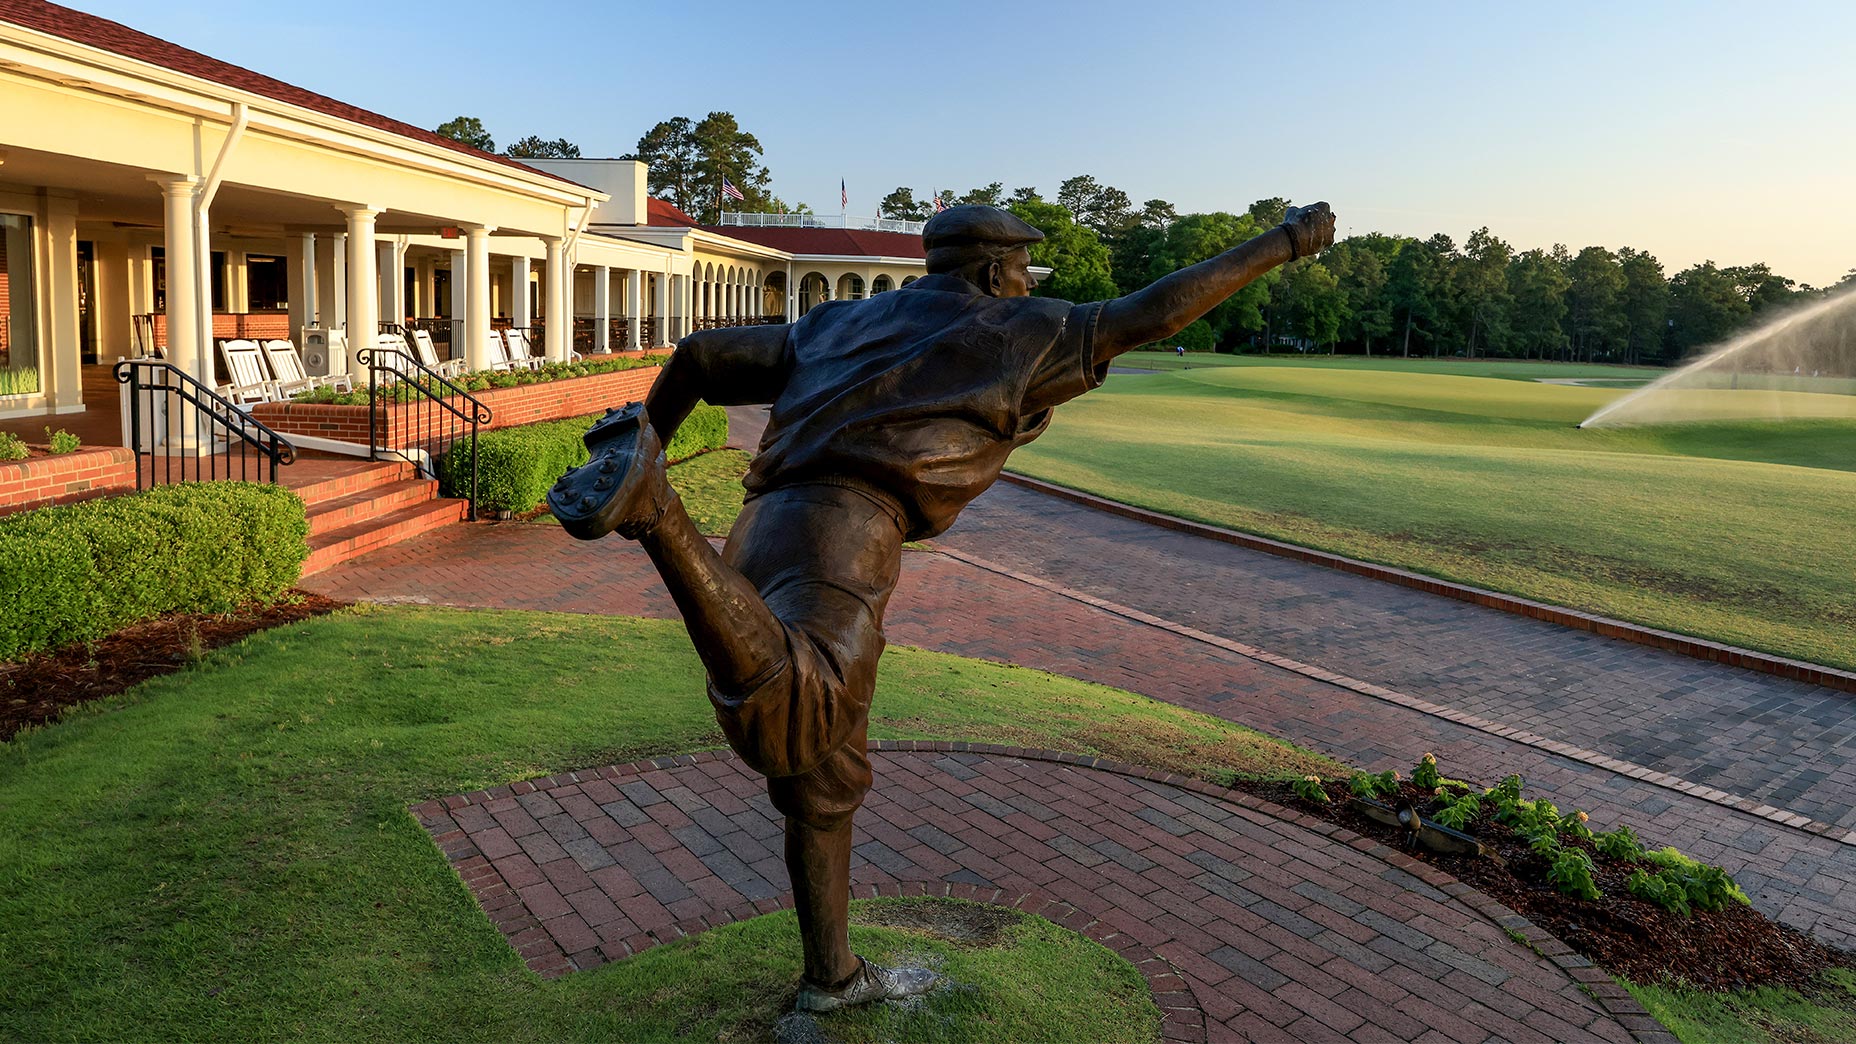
305, 478, 440, 539
289, 460, 418, 509
302, 498, 467, 575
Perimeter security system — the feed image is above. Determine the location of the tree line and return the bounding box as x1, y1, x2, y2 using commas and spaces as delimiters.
884, 175, 1852, 364
436, 114, 1848, 364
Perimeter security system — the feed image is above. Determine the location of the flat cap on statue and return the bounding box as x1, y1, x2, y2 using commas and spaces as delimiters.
921, 205, 1046, 252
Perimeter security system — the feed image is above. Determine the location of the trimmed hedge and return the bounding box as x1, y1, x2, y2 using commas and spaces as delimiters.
439, 402, 729, 514
0, 482, 309, 662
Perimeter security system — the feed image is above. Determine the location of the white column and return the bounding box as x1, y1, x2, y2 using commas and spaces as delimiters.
447, 248, 464, 318
594, 265, 611, 354
193, 205, 213, 379
624, 268, 642, 350
678, 274, 692, 340
785, 262, 796, 321
544, 237, 568, 362
377, 240, 402, 329
341, 205, 381, 378
660, 267, 675, 345
331, 233, 348, 330
151, 176, 202, 381
510, 253, 531, 341
297, 233, 318, 330
465, 226, 494, 371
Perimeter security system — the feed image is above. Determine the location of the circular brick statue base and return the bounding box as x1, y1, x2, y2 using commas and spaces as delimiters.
413, 743, 1670, 1043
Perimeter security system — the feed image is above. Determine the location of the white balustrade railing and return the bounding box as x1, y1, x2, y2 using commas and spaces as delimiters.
717, 212, 926, 235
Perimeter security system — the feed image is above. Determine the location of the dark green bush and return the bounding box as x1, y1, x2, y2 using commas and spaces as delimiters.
441, 403, 729, 513
0, 482, 308, 661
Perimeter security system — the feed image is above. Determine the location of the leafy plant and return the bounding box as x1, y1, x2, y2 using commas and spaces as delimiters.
1644, 847, 1750, 912
44, 427, 81, 454
1593, 825, 1646, 862
1432, 791, 1480, 830
1628, 868, 1691, 916
1559, 809, 1594, 840
1292, 774, 1331, 804
1412, 751, 1441, 790
1486, 773, 1524, 805
1548, 848, 1602, 901
1498, 796, 1562, 841
0, 431, 26, 461
1349, 769, 1400, 800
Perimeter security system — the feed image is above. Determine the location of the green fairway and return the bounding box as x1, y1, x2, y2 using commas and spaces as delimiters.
0, 606, 1328, 1041
1012, 360, 1856, 671
1118, 350, 1668, 383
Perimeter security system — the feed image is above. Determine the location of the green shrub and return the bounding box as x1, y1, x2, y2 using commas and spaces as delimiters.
0, 432, 26, 461
440, 403, 729, 513
1432, 791, 1480, 830
1292, 774, 1330, 804
44, 428, 81, 454
0, 482, 308, 661
1412, 752, 1441, 790
1547, 848, 1602, 901
1593, 825, 1646, 862
1643, 847, 1750, 912
1348, 769, 1400, 800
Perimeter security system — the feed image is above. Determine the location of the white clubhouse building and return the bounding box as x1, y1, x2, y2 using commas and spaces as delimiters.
0, 0, 960, 428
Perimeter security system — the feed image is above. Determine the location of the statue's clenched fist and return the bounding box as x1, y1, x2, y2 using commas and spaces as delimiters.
1281, 202, 1337, 260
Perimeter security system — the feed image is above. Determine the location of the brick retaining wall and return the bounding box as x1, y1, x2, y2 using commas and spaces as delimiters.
0, 446, 137, 516
251, 365, 662, 447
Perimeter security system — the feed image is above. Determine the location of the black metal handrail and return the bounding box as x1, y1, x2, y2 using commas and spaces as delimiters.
114, 358, 297, 488
356, 346, 492, 521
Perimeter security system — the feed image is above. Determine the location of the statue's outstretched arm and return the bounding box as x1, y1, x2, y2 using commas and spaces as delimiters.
644, 324, 793, 441
1091, 203, 1336, 362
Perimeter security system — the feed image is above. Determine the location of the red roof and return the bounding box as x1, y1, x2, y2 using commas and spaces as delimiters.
0, 0, 572, 184
694, 225, 925, 259
646, 197, 700, 227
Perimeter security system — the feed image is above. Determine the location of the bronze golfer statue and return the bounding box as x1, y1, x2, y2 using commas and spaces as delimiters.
551, 201, 1336, 1011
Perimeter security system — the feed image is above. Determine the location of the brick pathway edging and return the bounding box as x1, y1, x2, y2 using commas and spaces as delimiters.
999, 471, 1856, 697
414, 741, 1672, 1044
931, 540, 1856, 850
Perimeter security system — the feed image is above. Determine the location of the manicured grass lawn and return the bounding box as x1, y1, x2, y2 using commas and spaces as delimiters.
0, 606, 1328, 1041
1119, 350, 1668, 382
1629, 968, 1856, 1044
1013, 359, 1856, 671
669, 448, 753, 536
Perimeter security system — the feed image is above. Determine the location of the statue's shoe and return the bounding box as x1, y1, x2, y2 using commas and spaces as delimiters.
548, 402, 675, 541
795, 958, 938, 1013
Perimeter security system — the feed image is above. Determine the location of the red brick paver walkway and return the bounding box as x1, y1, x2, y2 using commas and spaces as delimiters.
307, 520, 1856, 950
415, 744, 1657, 1043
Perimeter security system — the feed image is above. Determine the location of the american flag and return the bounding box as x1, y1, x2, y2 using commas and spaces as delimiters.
721, 176, 745, 202
932, 194, 948, 213
841, 179, 847, 209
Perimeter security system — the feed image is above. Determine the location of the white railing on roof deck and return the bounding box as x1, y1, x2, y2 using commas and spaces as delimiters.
715, 212, 926, 235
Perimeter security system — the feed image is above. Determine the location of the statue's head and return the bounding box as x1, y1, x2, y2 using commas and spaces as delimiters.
923, 205, 1043, 298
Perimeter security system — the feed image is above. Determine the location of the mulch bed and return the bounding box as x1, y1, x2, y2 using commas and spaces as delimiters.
0, 592, 346, 741
1247, 776, 1855, 992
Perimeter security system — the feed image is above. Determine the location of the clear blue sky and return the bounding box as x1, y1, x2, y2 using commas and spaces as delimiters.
73, 0, 1856, 286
